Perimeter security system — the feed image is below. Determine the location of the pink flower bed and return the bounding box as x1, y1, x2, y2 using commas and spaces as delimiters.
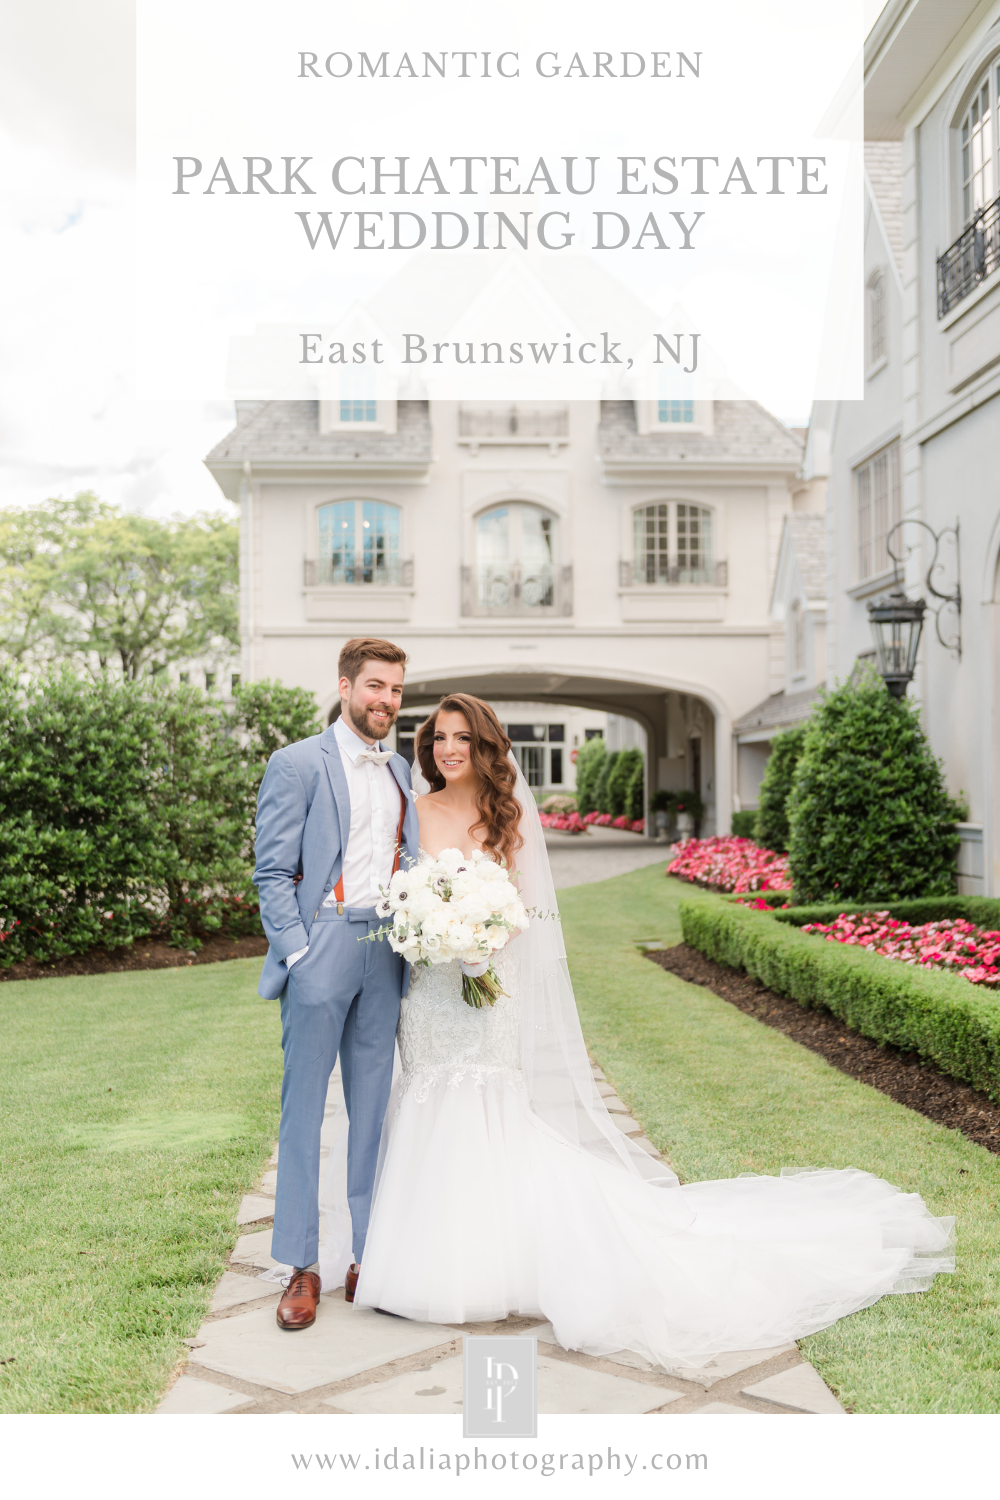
538, 811, 645, 834
800, 911, 1000, 987
667, 835, 792, 894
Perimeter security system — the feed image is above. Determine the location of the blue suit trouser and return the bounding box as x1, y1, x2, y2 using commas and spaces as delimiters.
271, 906, 403, 1270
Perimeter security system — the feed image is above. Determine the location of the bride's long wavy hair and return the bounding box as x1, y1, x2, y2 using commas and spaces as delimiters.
415, 694, 523, 867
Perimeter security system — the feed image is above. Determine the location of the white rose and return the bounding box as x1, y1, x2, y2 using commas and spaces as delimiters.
421, 909, 450, 940
435, 847, 466, 872
448, 871, 477, 901
408, 887, 442, 922
444, 921, 475, 952
455, 892, 491, 925
486, 926, 510, 951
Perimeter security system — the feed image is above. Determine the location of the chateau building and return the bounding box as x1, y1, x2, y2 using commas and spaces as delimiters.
820, 0, 1000, 892
205, 397, 815, 832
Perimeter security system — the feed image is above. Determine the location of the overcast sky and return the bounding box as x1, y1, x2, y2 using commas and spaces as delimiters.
0, 1, 891, 520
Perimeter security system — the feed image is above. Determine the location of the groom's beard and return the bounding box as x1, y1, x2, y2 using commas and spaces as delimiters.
346, 696, 398, 742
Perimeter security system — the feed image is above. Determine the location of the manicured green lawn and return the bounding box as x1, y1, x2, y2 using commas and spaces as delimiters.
0, 960, 281, 1413
6, 865, 1000, 1414
560, 867, 1000, 1414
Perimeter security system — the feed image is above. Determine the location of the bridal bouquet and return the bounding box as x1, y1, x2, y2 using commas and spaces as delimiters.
374, 847, 529, 1008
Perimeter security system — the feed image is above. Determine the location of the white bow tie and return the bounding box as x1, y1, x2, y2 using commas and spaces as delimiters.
355, 746, 393, 767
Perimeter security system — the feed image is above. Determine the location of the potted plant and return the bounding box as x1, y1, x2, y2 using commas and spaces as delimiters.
650, 789, 673, 840
670, 790, 705, 838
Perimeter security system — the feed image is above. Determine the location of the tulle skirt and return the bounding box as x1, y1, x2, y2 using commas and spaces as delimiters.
344, 1070, 954, 1368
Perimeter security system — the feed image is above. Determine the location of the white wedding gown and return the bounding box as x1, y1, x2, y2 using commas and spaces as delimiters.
320, 862, 954, 1368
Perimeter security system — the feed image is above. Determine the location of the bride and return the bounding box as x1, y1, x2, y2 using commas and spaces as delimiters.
319, 692, 953, 1366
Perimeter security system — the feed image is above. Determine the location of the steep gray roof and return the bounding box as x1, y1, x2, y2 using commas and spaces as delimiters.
206, 400, 432, 465
864, 142, 903, 275
785, 514, 827, 600
598, 401, 804, 467
733, 685, 822, 736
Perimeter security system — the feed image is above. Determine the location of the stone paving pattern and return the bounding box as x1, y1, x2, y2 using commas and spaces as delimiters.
157, 830, 847, 1416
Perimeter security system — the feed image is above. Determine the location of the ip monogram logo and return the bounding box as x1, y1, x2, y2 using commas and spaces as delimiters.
463, 1335, 538, 1439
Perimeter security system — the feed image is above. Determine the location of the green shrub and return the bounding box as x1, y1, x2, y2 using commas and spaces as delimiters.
626, 755, 645, 822
594, 749, 620, 815
679, 897, 1000, 1098
731, 810, 758, 840
607, 748, 642, 818
754, 725, 806, 852
573, 738, 606, 816
0, 672, 318, 965
787, 679, 964, 903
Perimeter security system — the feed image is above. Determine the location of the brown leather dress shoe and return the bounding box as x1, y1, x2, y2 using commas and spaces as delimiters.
276, 1269, 321, 1330
344, 1263, 360, 1303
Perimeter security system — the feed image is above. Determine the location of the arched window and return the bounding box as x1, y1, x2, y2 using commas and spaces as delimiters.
318, 500, 400, 584
961, 64, 998, 225
632, 502, 714, 584
867, 272, 886, 364
475, 503, 555, 612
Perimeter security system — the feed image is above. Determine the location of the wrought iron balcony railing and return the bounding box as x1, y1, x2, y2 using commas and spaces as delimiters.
304, 558, 413, 586
461, 563, 573, 616
619, 559, 728, 587
937, 193, 1000, 317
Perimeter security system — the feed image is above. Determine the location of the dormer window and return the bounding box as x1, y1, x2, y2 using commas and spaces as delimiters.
340, 399, 377, 423
635, 400, 713, 436
658, 399, 695, 424
318, 399, 397, 434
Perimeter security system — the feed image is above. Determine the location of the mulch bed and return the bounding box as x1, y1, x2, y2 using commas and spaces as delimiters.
649, 943, 1000, 1156
0, 934, 269, 984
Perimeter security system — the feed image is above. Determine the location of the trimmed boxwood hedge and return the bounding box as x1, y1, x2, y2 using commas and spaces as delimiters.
772, 896, 1000, 930
679, 896, 1000, 1099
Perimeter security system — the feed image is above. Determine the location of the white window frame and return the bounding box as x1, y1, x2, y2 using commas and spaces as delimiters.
318, 399, 397, 434
960, 62, 999, 227
853, 442, 901, 585
315, 498, 403, 586
867, 270, 886, 367
471, 501, 560, 616
629, 500, 718, 586
634, 400, 714, 436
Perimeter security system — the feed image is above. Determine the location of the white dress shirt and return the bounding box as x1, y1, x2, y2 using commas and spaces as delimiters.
286, 715, 399, 969
323, 715, 399, 906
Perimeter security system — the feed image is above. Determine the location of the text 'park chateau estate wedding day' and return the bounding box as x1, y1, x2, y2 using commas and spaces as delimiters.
4, 1, 1000, 1494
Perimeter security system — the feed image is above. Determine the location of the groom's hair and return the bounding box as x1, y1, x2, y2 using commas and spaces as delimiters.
338, 637, 408, 684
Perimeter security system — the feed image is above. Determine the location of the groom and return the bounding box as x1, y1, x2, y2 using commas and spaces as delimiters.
253, 636, 419, 1330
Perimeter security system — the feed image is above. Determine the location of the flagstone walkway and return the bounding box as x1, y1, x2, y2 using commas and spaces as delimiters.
156, 1056, 846, 1417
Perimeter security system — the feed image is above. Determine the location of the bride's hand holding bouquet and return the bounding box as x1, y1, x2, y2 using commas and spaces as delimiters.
375, 846, 528, 1008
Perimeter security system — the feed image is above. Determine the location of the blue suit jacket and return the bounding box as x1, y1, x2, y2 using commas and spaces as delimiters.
252, 724, 419, 1001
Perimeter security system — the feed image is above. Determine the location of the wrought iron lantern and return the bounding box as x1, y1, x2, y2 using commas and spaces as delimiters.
866, 591, 927, 697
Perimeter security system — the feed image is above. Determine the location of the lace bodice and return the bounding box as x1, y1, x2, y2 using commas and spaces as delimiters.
398, 946, 521, 1102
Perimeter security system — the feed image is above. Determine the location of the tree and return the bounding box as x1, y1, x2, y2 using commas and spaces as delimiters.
0, 495, 239, 679
594, 750, 620, 815
754, 725, 807, 853
625, 755, 646, 822
0, 494, 102, 668
787, 679, 965, 903
607, 748, 643, 818
574, 737, 606, 816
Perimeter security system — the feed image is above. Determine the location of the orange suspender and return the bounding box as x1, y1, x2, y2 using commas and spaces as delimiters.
332, 784, 407, 909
